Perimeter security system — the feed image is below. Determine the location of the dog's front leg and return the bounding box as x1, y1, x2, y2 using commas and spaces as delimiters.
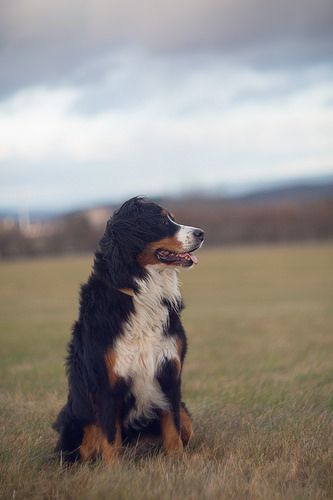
95, 389, 122, 464
158, 359, 183, 454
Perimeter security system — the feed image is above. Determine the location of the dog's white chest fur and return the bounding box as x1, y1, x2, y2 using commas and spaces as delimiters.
114, 265, 181, 426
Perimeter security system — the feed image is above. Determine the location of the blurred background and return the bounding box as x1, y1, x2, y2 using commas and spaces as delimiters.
1, 0, 333, 257
1, 4, 333, 496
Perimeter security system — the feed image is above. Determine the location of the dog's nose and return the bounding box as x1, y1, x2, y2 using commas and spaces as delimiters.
193, 228, 204, 241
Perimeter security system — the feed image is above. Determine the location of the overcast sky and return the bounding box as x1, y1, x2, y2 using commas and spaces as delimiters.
1, 0, 333, 212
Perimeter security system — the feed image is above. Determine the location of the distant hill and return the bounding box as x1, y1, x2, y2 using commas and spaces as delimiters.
1, 178, 333, 258
229, 181, 333, 205
1, 177, 333, 222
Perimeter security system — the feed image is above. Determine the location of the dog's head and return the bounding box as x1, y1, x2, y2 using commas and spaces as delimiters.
95, 196, 204, 291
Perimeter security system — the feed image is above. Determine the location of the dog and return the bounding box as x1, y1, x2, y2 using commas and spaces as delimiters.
53, 196, 204, 463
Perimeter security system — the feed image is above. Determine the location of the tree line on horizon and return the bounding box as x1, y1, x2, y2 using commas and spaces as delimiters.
1, 195, 332, 259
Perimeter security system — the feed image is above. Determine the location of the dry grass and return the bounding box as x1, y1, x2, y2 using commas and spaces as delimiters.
0, 243, 333, 499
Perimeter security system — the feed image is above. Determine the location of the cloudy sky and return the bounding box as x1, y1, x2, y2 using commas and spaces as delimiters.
1, 0, 333, 212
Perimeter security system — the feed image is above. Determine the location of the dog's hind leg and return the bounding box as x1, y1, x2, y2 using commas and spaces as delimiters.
53, 405, 84, 462
180, 402, 193, 445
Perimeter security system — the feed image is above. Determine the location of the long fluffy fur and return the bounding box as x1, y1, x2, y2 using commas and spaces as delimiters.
53, 196, 203, 462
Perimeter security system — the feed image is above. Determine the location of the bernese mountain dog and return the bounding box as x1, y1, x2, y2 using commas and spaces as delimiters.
53, 196, 204, 463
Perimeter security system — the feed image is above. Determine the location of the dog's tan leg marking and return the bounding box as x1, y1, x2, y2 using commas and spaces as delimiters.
80, 419, 122, 463
80, 424, 103, 460
100, 418, 122, 464
160, 410, 183, 454
180, 406, 193, 445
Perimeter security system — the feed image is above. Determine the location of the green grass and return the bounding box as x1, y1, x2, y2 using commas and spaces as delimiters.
1, 244, 333, 499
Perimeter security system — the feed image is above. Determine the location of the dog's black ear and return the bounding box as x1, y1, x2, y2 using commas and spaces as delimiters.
95, 218, 142, 291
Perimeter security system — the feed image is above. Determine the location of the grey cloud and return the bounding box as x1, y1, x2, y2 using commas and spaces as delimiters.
71, 53, 333, 118
0, 0, 333, 98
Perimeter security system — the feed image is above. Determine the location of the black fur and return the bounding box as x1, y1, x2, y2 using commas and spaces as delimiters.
53, 196, 203, 461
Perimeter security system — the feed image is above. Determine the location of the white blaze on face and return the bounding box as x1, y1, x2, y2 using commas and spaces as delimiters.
170, 217, 203, 252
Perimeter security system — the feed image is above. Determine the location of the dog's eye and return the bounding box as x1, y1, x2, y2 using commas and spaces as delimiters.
161, 216, 169, 225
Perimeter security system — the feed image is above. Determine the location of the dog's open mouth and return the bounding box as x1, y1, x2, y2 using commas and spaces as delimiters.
155, 249, 198, 267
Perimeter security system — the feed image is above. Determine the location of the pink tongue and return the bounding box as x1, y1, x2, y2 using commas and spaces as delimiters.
190, 254, 198, 264
177, 252, 198, 264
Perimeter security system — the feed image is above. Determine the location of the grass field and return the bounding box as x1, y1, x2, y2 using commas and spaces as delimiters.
1, 244, 333, 499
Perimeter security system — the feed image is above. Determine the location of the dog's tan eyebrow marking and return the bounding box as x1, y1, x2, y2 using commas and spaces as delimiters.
117, 287, 134, 297
161, 208, 175, 221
